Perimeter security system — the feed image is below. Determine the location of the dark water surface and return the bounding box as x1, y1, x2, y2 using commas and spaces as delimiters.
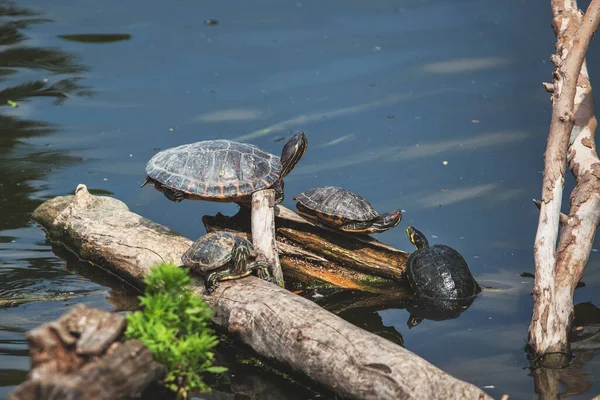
1, 0, 600, 398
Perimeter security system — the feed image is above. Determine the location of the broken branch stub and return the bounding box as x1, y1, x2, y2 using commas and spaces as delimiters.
251, 189, 284, 287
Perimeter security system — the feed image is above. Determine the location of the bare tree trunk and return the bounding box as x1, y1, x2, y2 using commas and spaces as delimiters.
530, 0, 600, 365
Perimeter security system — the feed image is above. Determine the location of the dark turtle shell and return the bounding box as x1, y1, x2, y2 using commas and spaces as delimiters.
182, 231, 256, 273
405, 245, 481, 300
146, 140, 282, 202
293, 186, 379, 225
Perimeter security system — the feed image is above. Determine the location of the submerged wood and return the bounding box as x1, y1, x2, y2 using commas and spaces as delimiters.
9, 304, 164, 400
31, 184, 491, 400
203, 203, 409, 292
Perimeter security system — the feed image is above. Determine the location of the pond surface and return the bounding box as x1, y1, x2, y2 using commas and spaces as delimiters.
1, 0, 600, 398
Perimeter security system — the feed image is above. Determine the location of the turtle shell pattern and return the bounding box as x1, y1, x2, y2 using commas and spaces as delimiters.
406, 245, 480, 300
146, 140, 283, 201
294, 186, 379, 225
182, 231, 256, 273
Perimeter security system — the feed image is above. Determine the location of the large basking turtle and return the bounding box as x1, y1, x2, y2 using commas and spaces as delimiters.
403, 226, 481, 301
181, 231, 273, 293
142, 131, 307, 203
293, 186, 402, 234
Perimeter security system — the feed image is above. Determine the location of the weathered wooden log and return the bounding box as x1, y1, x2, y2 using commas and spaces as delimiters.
251, 189, 284, 287
8, 304, 165, 400
203, 204, 409, 292
31, 185, 492, 400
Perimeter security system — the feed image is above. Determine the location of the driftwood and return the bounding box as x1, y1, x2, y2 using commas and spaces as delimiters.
203, 204, 409, 292
9, 304, 165, 400
31, 184, 491, 400
530, 0, 600, 365
251, 189, 284, 287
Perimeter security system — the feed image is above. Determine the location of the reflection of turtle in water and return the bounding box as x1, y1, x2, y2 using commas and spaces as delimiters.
293, 186, 402, 234
405, 295, 478, 328
403, 226, 481, 327
182, 232, 273, 293
142, 131, 307, 204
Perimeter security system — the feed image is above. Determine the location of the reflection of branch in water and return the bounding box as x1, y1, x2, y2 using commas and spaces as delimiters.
0, 78, 92, 105
0, 19, 52, 46
0, 47, 87, 74
0, 3, 91, 231
529, 302, 600, 398
0, 3, 41, 17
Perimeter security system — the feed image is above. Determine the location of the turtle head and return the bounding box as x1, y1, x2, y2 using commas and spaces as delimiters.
231, 242, 252, 271
368, 209, 402, 233
406, 226, 429, 250
279, 131, 307, 178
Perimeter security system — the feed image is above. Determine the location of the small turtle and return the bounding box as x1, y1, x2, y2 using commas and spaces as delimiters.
182, 231, 272, 293
293, 186, 402, 234
142, 131, 307, 203
404, 226, 481, 300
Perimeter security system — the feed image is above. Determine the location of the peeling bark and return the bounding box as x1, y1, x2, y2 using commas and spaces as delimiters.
530, 0, 600, 363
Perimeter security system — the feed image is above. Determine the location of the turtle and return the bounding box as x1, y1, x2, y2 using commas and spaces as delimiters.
293, 186, 402, 234
142, 131, 307, 204
403, 225, 481, 301
181, 231, 273, 293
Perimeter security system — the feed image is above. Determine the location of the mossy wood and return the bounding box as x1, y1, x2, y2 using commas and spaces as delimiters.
29, 184, 491, 400
203, 204, 409, 292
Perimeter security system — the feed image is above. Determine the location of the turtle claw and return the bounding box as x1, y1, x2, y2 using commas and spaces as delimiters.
256, 265, 274, 283
204, 274, 219, 294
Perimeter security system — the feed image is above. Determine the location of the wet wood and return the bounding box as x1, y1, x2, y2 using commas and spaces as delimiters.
31, 184, 492, 400
203, 204, 409, 291
9, 304, 165, 400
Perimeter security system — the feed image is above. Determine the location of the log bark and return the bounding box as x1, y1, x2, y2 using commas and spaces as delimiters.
251, 189, 284, 287
530, 0, 600, 365
8, 304, 165, 400
203, 205, 408, 292
31, 184, 491, 400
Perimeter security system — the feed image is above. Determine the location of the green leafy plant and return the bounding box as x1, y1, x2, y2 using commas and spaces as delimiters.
125, 262, 227, 399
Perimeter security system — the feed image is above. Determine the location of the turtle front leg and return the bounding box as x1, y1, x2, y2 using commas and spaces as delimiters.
204, 271, 223, 294
204, 268, 255, 293
250, 261, 275, 284
162, 187, 185, 203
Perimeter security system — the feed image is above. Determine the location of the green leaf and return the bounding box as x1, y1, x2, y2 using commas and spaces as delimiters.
123, 262, 226, 396
205, 366, 228, 373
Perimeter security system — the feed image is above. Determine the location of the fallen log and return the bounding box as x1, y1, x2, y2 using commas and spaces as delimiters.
8, 304, 165, 400
31, 184, 492, 400
203, 205, 409, 292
